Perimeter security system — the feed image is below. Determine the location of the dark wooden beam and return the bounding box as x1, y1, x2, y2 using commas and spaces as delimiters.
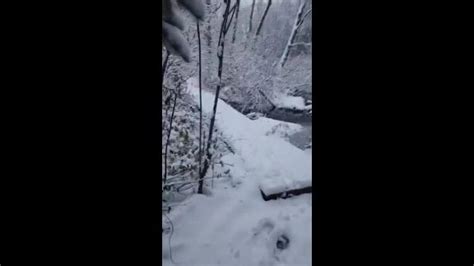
260, 186, 312, 201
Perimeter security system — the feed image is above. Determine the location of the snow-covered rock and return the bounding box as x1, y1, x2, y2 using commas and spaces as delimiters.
273, 94, 306, 110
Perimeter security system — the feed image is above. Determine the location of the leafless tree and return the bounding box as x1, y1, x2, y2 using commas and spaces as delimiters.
199, 0, 238, 184
163, 89, 179, 186
232, 0, 240, 43
255, 0, 272, 36
196, 21, 204, 194
162, 50, 170, 87
278, 0, 312, 68
248, 0, 255, 33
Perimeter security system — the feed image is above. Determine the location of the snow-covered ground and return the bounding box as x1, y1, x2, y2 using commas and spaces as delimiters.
272, 94, 306, 110
162, 79, 312, 266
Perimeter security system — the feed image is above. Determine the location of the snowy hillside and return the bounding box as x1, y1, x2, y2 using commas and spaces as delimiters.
161, 79, 312, 266
161, 0, 312, 264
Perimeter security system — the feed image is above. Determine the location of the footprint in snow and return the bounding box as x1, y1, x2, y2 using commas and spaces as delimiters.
250, 220, 293, 266
276, 234, 289, 250
233, 250, 240, 258
270, 228, 292, 263
252, 218, 275, 237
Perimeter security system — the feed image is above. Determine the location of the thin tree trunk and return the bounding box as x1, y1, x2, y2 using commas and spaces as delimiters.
206, 0, 212, 49
295, 8, 312, 32
232, 0, 240, 43
197, 21, 204, 194
255, 0, 272, 36
163, 90, 178, 186
162, 92, 172, 133
161, 50, 170, 87
200, 0, 235, 182
161, 50, 171, 185
248, 0, 255, 33
278, 0, 307, 68
225, 3, 239, 33
162, 51, 171, 132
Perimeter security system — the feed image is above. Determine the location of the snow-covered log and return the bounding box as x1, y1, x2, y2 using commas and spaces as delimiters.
260, 185, 312, 201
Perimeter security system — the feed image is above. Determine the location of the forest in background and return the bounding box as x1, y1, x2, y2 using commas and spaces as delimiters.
162, 0, 312, 211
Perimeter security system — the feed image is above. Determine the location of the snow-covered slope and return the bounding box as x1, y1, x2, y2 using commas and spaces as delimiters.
272, 94, 307, 110
187, 78, 312, 194
161, 79, 312, 266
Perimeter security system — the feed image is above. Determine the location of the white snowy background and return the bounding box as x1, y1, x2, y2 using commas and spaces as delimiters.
162, 80, 311, 266
162, 0, 312, 265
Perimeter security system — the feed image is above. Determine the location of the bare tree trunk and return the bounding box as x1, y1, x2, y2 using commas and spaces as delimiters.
161, 50, 170, 87
255, 0, 272, 36
278, 0, 310, 68
200, 0, 236, 182
161, 50, 171, 131
206, 0, 212, 49
197, 21, 204, 194
232, 0, 240, 43
162, 90, 172, 134
163, 90, 178, 186
248, 0, 255, 33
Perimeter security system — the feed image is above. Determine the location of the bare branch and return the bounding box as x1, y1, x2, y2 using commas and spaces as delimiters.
225, 2, 239, 33
301, 8, 312, 23
296, 8, 312, 31
197, 21, 204, 194
210, 2, 222, 14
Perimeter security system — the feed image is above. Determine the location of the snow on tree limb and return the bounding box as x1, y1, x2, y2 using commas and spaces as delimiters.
295, 8, 312, 31
289, 42, 312, 47
278, 0, 308, 68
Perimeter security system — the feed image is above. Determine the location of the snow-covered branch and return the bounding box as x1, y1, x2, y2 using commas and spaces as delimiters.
300, 9, 312, 24
295, 8, 312, 31
289, 42, 311, 47
278, 0, 308, 68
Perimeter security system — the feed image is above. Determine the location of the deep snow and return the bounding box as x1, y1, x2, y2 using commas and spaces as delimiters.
162, 78, 312, 266
272, 94, 306, 110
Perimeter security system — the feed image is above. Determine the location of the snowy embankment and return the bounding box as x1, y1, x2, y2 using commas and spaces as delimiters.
272, 94, 306, 110
162, 78, 312, 266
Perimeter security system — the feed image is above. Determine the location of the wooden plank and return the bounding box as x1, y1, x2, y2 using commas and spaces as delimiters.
260, 186, 312, 201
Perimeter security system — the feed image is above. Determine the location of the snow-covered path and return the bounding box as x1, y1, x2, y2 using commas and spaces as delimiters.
162, 80, 312, 266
